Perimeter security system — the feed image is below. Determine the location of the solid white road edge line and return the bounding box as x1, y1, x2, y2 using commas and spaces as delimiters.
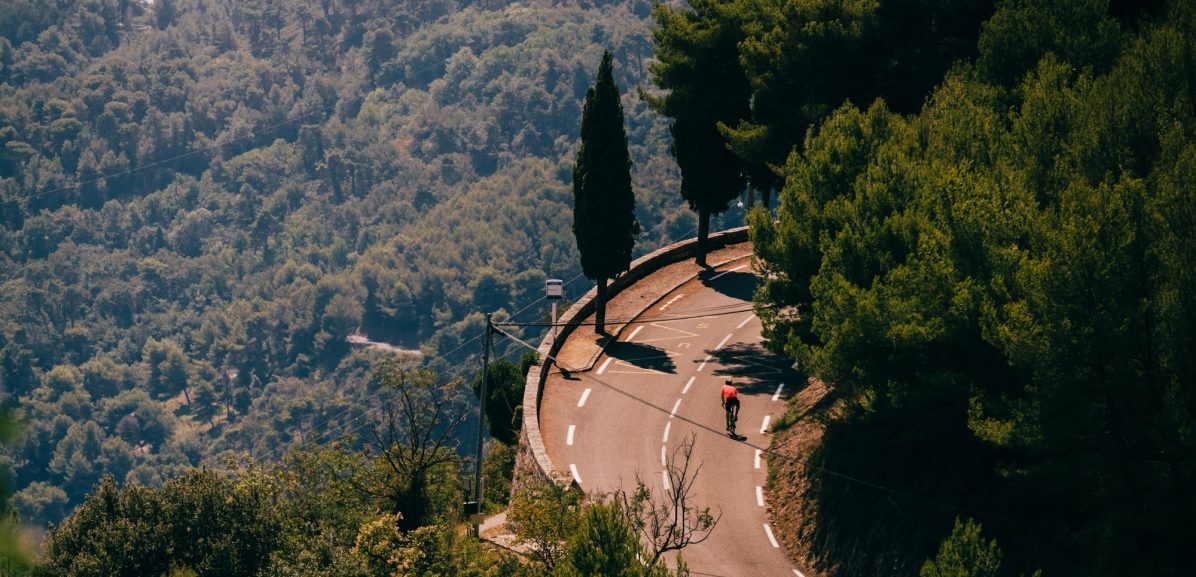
627, 325, 643, 342
773, 382, 784, 401
597, 358, 613, 375
696, 354, 712, 372
577, 388, 592, 407
715, 333, 732, 350
763, 524, 780, 548
756, 486, 765, 507
662, 421, 671, 443
710, 264, 747, 280
570, 464, 582, 485
760, 415, 771, 433
736, 314, 755, 329
755, 449, 762, 469
567, 425, 575, 446
670, 398, 681, 417
682, 376, 695, 394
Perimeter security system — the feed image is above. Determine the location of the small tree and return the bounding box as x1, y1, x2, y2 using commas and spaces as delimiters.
191, 381, 220, 428
356, 360, 469, 530
555, 500, 685, 577
471, 351, 537, 445
572, 50, 639, 334
507, 480, 583, 570
616, 434, 719, 563
920, 517, 1005, 577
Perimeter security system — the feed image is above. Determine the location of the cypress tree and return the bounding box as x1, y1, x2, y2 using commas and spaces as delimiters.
572, 51, 638, 334
646, 0, 751, 267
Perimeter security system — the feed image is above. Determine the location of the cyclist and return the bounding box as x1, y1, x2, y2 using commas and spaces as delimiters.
720, 380, 740, 433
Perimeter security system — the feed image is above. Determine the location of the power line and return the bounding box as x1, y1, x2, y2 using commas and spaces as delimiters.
488, 324, 1031, 528
496, 302, 773, 328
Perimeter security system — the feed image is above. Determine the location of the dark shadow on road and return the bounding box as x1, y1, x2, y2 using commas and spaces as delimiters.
703, 342, 802, 398
605, 341, 678, 375
698, 270, 757, 302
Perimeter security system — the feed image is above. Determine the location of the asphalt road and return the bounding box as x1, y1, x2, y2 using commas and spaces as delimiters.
540, 257, 808, 577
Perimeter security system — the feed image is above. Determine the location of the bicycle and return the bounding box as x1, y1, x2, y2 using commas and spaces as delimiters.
724, 398, 739, 435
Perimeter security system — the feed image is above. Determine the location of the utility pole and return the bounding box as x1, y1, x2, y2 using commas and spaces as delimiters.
471, 312, 492, 535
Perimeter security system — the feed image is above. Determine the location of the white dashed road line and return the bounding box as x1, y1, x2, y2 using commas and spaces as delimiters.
567, 425, 575, 446
760, 415, 771, 434
737, 314, 755, 329
659, 294, 686, 310
682, 376, 695, 394
597, 358, 613, 375
763, 524, 780, 548
577, 388, 592, 407
670, 398, 681, 417
662, 470, 672, 492
794, 570, 807, 577
696, 354, 712, 372
570, 464, 582, 485
756, 486, 765, 507
662, 421, 671, 443
627, 325, 643, 342
715, 333, 732, 350
755, 449, 762, 469
773, 383, 784, 401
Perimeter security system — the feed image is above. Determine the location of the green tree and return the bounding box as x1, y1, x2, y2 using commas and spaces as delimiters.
919, 518, 1003, 577
572, 50, 639, 334
37, 470, 282, 577
554, 500, 682, 577
507, 480, 583, 570
471, 350, 536, 445
359, 360, 468, 530
646, 0, 750, 265
190, 381, 220, 427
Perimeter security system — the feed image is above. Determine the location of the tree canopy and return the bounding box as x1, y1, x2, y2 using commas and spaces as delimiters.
751, 1, 1196, 575
0, 0, 689, 528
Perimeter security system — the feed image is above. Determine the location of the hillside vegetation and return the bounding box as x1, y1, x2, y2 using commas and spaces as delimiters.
746, 1, 1195, 576
0, 0, 707, 527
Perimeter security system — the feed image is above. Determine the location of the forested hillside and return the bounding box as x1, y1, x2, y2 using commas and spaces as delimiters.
0, 0, 707, 527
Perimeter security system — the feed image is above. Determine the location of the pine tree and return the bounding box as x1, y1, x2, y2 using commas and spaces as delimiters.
572, 51, 638, 334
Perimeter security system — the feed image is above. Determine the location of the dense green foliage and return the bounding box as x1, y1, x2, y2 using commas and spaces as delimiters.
33, 450, 529, 577
572, 50, 638, 333
507, 481, 683, 577
0, 0, 703, 527
36, 470, 281, 577
919, 518, 1004, 577
749, 0, 1195, 575
471, 350, 536, 446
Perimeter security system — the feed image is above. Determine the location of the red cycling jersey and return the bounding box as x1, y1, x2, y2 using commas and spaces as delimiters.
721, 383, 738, 402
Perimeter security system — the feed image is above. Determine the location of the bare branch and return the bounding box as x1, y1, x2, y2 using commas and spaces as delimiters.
616, 433, 721, 563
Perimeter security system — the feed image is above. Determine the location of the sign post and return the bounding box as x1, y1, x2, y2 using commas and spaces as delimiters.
546, 279, 564, 344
